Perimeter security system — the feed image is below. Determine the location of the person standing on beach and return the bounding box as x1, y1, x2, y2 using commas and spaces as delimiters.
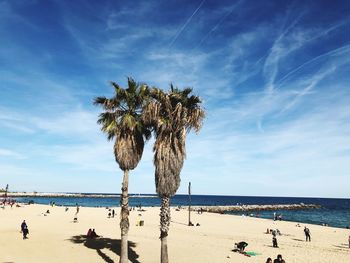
272, 236, 278, 248
348, 235, 350, 248
112, 209, 115, 218
304, 226, 311, 241
272, 229, 277, 237
20, 220, 29, 239
76, 204, 79, 215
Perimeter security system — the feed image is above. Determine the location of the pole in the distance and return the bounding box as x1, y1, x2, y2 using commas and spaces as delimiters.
188, 182, 191, 226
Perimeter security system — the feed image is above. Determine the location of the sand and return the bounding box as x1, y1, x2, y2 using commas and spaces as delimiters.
0, 204, 349, 263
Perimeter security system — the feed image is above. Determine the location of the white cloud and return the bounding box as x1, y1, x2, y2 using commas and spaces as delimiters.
0, 148, 25, 159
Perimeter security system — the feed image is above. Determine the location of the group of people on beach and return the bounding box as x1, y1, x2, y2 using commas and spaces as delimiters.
266, 254, 285, 263
1, 199, 16, 208
265, 228, 281, 248
107, 209, 115, 218
273, 212, 283, 221
233, 241, 286, 262
86, 228, 99, 238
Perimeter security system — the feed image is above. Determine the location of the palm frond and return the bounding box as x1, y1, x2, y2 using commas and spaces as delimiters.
152, 84, 205, 198
94, 77, 152, 171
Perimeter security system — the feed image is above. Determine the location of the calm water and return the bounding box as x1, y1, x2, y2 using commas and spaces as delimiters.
15, 194, 350, 229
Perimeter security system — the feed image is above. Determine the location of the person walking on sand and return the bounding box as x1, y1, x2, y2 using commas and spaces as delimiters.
112, 209, 115, 218
304, 226, 311, 242
21, 220, 29, 239
76, 204, 80, 215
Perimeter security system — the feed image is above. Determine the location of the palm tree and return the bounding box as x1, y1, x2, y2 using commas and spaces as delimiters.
94, 77, 151, 263
144, 85, 205, 263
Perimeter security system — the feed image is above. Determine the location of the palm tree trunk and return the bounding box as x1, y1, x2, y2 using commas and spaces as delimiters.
160, 196, 171, 263
120, 170, 130, 263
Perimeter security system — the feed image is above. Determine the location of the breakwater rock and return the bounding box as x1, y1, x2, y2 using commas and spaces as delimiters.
191, 203, 321, 213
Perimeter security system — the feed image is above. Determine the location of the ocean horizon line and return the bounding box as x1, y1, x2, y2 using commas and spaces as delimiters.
4, 191, 350, 200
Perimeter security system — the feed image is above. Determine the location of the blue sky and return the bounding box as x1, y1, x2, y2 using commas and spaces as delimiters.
1, 0, 350, 198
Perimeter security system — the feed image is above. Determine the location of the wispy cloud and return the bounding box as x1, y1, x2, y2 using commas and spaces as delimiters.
0, 148, 25, 159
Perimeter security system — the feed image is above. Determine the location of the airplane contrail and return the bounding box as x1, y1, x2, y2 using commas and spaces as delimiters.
277, 44, 350, 86
195, 0, 242, 49
169, 0, 206, 48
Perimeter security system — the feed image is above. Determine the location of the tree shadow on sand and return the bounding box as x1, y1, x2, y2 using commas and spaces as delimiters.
69, 235, 140, 263
333, 244, 349, 250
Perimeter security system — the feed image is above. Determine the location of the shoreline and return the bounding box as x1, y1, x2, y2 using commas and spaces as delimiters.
4, 192, 157, 198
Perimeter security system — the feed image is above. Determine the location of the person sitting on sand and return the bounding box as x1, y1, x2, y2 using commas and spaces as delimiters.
266, 258, 272, 263
91, 229, 99, 238
87, 228, 92, 238
273, 254, 285, 263
234, 241, 248, 252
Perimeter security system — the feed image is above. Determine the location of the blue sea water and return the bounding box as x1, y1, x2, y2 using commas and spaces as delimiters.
15, 194, 350, 229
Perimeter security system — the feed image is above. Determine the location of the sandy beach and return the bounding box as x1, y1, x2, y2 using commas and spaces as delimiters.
0, 204, 349, 263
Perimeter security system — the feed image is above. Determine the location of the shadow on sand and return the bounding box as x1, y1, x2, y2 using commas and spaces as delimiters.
69, 235, 140, 263
291, 238, 304, 242
170, 220, 188, 226
333, 244, 349, 249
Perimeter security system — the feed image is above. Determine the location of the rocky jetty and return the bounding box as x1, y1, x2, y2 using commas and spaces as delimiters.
190, 203, 321, 213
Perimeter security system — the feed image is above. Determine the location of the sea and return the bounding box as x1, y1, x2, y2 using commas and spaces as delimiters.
15, 194, 350, 229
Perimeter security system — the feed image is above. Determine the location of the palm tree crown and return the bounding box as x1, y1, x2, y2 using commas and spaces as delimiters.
94, 77, 152, 171
144, 85, 205, 197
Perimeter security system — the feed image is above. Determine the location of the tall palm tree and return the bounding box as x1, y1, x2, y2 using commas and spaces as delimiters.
94, 77, 151, 263
144, 85, 205, 263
